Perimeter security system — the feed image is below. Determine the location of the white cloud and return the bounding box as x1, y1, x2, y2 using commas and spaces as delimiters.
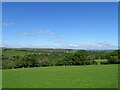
2, 42, 13, 47
1, 22, 13, 26
96, 41, 117, 49
53, 41, 117, 50
67, 42, 117, 50
69, 44, 79, 47
2, 41, 34, 48
20, 32, 31, 36
0, 44, 2, 47
55, 35, 64, 40
32, 30, 55, 35
20, 29, 64, 43
67, 43, 96, 49
20, 30, 56, 37
2, 40, 117, 50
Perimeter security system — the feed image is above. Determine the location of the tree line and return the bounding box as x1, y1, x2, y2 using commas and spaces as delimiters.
2, 48, 120, 69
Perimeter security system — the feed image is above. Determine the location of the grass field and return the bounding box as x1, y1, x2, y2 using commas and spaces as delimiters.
2, 64, 118, 88
94, 59, 107, 62
0, 70, 2, 89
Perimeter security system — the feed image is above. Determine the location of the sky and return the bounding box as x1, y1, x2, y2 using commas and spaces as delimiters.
2, 2, 118, 49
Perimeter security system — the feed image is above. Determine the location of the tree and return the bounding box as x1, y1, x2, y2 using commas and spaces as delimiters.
106, 50, 118, 64
63, 50, 88, 65
74, 50, 88, 65
86, 54, 95, 65
22, 54, 39, 67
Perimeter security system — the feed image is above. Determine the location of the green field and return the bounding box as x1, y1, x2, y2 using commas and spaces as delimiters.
0, 70, 2, 89
2, 64, 118, 88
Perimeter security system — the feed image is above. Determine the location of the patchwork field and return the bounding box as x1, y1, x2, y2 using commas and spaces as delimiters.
2, 64, 118, 88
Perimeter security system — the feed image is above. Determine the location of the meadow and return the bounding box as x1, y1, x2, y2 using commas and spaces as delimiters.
0, 70, 2, 89
2, 64, 118, 88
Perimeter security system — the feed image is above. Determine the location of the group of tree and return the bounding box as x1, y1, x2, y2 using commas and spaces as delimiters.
1, 48, 120, 69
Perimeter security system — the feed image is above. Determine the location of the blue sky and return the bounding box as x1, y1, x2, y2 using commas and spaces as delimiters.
2, 2, 118, 49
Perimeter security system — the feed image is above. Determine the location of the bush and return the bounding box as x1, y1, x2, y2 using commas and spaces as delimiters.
2, 60, 15, 69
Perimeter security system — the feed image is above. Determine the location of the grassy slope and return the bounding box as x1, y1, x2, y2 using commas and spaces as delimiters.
0, 70, 2, 89
2, 64, 118, 88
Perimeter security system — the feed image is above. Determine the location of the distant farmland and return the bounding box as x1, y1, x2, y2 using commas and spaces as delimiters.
2, 48, 119, 69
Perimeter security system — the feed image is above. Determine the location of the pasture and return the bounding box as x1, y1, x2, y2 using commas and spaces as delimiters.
2, 64, 118, 88
0, 70, 2, 89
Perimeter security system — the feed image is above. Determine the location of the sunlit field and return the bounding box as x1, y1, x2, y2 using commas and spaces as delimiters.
0, 70, 2, 89
2, 64, 118, 88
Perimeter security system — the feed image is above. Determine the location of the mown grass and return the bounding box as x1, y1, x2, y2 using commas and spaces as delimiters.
94, 59, 108, 64
0, 70, 2, 89
2, 64, 118, 88
94, 59, 108, 62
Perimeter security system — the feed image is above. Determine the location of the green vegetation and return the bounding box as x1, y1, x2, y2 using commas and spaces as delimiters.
2, 48, 118, 88
0, 70, 2, 89
2, 48, 119, 69
2, 64, 118, 88
94, 59, 108, 65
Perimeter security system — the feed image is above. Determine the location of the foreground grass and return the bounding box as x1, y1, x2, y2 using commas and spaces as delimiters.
0, 70, 2, 89
2, 64, 118, 88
